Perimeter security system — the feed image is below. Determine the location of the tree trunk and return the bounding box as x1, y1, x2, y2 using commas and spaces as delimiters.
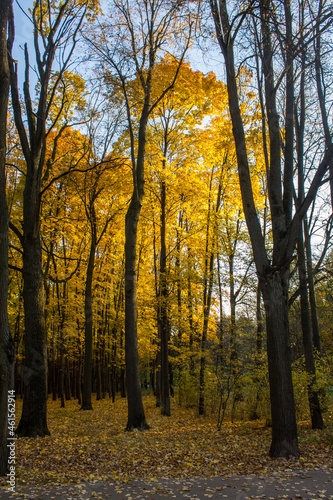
81, 234, 96, 410
229, 253, 237, 368
159, 179, 170, 416
295, 15, 323, 428
304, 220, 321, 353
65, 356, 71, 401
261, 271, 299, 458
297, 234, 324, 429
124, 196, 149, 430
16, 222, 50, 436
0, 0, 15, 473
96, 347, 102, 401
198, 253, 214, 415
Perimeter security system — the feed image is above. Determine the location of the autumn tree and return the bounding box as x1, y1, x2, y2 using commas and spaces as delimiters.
8, 0, 94, 436
78, 126, 124, 410
88, 0, 194, 430
210, 0, 333, 457
143, 60, 223, 415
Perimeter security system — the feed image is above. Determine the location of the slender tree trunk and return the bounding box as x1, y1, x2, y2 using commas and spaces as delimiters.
198, 252, 214, 415
217, 253, 224, 372
152, 215, 161, 407
65, 356, 71, 401
303, 220, 321, 353
297, 233, 324, 429
0, 0, 15, 473
159, 179, 170, 416
120, 329, 126, 399
59, 326, 65, 408
251, 283, 264, 420
295, 15, 323, 428
176, 212, 183, 341
96, 345, 102, 401
228, 253, 237, 368
81, 233, 96, 410
186, 237, 196, 378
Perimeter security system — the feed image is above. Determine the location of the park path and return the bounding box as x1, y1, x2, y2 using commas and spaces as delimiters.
1, 469, 333, 499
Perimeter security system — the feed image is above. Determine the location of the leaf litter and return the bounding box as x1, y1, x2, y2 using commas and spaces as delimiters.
1, 395, 333, 490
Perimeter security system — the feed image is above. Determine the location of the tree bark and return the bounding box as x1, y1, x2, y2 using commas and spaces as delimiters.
297, 234, 324, 429
125, 196, 149, 429
16, 219, 50, 436
261, 271, 299, 457
81, 230, 96, 410
159, 179, 170, 416
303, 220, 321, 353
0, 0, 15, 474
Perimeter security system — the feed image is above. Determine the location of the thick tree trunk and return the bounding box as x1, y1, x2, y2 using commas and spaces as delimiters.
261, 271, 300, 458
0, 0, 15, 474
125, 197, 149, 430
17, 231, 50, 436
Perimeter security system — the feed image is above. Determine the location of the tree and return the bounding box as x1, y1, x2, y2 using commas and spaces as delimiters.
80, 157, 122, 410
89, 0, 194, 430
8, 0, 94, 436
0, 0, 15, 476
144, 59, 223, 415
294, 5, 324, 429
210, 0, 333, 457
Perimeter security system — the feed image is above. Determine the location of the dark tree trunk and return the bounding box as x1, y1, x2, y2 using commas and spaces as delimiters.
0, 0, 15, 474
59, 334, 65, 408
125, 197, 149, 429
295, 16, 323, 428
65, 356, 71, 401
261, 271, 299, 457
297, 234, 324, 429
228, 253, 237, 368
198, 253, 214, 415
251, 283, 264, 420
16, 221, 50, 436
96, 348, 102, 401
81, 234, 96, 410
159, 179, 170, 416
186, 246, 195, 378
304, 220, 321, 353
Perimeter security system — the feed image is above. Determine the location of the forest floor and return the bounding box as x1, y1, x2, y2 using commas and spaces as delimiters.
1, 395, 333, 499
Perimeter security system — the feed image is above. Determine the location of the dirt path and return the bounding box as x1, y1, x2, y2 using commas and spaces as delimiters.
1, 469, 333, 499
